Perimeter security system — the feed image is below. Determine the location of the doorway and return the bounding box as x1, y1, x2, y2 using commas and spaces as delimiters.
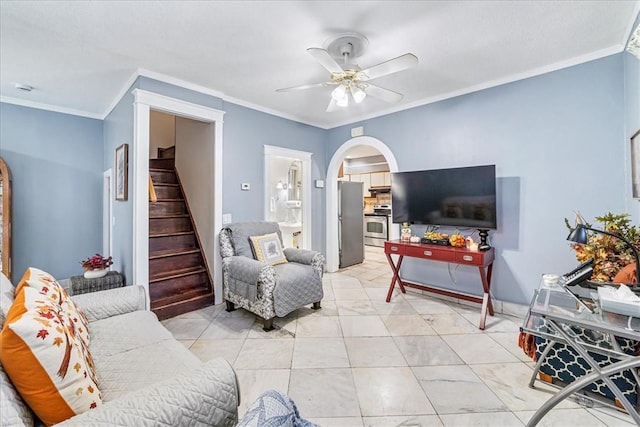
325, 136, 399, 272
132, 90, 225, 306
102, 169, 113, 259
264, 146, 312, 250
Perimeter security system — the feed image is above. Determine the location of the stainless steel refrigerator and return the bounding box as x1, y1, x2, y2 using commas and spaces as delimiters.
338, 181, 365, 268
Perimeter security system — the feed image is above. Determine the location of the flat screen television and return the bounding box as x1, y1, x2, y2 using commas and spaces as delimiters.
391, 165, 497, 229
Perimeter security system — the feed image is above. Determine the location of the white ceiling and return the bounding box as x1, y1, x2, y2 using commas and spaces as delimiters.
1, 1, 638, 129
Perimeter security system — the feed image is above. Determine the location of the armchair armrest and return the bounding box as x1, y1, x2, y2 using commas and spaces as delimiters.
283, 248, 316, 265
226, 256, 273, 285
71, 285, 146, 322
284, 248, 325, 278
56, 358, 239, 427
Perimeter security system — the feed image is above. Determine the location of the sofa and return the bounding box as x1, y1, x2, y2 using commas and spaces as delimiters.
1, 270, 239, 426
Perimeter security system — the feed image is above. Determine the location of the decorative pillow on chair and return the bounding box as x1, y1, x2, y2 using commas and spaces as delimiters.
15, 267, 90, 346
250, 233, 288, 266
0, 286, 102, 426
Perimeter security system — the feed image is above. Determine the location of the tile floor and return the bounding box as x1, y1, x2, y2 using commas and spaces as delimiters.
161, 247, 636, 426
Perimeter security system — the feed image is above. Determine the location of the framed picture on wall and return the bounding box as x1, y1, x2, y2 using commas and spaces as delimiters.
632, 130, 640, 199
115, 143, 128, 201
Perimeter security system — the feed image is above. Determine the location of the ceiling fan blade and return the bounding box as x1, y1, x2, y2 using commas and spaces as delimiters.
326, 98, 339, 112
358, 53, 418, 81
276, 81, 334, 92
307, 48, 345, 76
364, 83, 404, 104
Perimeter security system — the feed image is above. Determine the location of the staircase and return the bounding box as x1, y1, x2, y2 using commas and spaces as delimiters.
148, 151, 214, 320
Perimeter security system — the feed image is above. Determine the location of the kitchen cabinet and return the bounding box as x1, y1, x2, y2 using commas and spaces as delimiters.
370, 172, 389, 187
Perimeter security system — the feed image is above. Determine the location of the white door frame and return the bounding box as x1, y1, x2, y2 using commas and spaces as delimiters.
103, 168, 113, 260
325, 136, 399, 272
133, 89, 225, 307
264, 145, 313, 249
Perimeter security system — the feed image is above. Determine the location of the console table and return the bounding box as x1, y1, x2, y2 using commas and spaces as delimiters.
384, 240, 495, 329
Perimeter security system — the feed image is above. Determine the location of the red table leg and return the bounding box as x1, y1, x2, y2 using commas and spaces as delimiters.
478, 263, 494, 330
385, 253, 406, 302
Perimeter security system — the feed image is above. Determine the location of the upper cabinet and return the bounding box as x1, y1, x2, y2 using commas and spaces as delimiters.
370, 171, 391, 187
0, 157, 12, 281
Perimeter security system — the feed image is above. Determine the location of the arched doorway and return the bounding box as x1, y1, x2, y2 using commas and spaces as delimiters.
325, 136, 399, 272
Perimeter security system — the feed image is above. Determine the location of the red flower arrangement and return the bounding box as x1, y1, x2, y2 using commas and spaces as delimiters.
80, 254, 113, 271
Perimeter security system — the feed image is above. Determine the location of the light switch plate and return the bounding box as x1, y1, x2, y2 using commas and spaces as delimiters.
315, 179, 325, 188
222, 213, 232, 224
241, 183, 250, 191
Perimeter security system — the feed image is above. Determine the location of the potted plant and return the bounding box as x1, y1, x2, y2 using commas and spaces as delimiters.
565, 212, 640, 282
80, 254, 113, 279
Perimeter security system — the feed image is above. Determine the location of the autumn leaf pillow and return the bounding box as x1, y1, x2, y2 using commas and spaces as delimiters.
15, 267, 90, 346
0, 286, 102, 425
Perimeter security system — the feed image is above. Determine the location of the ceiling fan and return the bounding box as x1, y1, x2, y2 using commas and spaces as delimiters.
276, 33, 418, 112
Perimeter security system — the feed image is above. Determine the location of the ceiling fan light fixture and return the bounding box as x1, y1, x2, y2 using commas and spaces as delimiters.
336, 95, 349, 108
331, 84, 347, 102
351, 85, 366, 103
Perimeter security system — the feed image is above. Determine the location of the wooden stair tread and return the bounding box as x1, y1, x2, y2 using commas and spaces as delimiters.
149, 266, 206, 283
149, 248, 200, 259
151, 287, 212, 309
149, 230, 194, 238
149, 213, 189, 219
149, 167, 175, 172
152, 198, 184, 202
152, 183, 179, 187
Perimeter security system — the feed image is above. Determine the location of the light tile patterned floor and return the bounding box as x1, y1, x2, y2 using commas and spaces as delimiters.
162, 246, 636, 426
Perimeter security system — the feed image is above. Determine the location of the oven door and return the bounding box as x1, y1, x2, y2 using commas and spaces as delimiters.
364, 215, 388, 247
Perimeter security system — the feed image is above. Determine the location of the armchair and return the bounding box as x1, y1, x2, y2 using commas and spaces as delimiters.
219, 221, 325, 331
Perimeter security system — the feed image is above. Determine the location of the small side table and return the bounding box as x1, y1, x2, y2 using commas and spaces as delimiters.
69, 271, 125, 295
521, 281, 640, 426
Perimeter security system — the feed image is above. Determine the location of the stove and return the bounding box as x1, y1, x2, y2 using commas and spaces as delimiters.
373, 204, 391, 215
364, 204, 391, 247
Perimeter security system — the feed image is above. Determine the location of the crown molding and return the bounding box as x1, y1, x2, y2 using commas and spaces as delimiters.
2, 39, 629, 129
0, 96, 102, 119
221, 94, 326, 129
325, 44, 624, 129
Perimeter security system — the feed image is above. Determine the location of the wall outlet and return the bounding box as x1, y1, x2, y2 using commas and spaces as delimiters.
222, 213, 232, 224
241, 183, 250, 191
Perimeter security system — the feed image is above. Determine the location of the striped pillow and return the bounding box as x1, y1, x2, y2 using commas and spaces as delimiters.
0, 286, 102, 425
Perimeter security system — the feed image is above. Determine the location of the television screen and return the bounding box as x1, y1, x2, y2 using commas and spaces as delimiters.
391, 165, 497, 229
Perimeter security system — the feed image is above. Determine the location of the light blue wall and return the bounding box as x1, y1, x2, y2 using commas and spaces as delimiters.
102, 77, 329, 285
327, 54, 628, 305
0, 103, 103, 281
222, 102, 327, 251
624, 12, 640, 223
624, 51, 640, 223
103, 81, 138, 282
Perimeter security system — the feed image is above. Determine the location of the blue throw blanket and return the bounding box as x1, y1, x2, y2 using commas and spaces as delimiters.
237, 390, 318, 427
